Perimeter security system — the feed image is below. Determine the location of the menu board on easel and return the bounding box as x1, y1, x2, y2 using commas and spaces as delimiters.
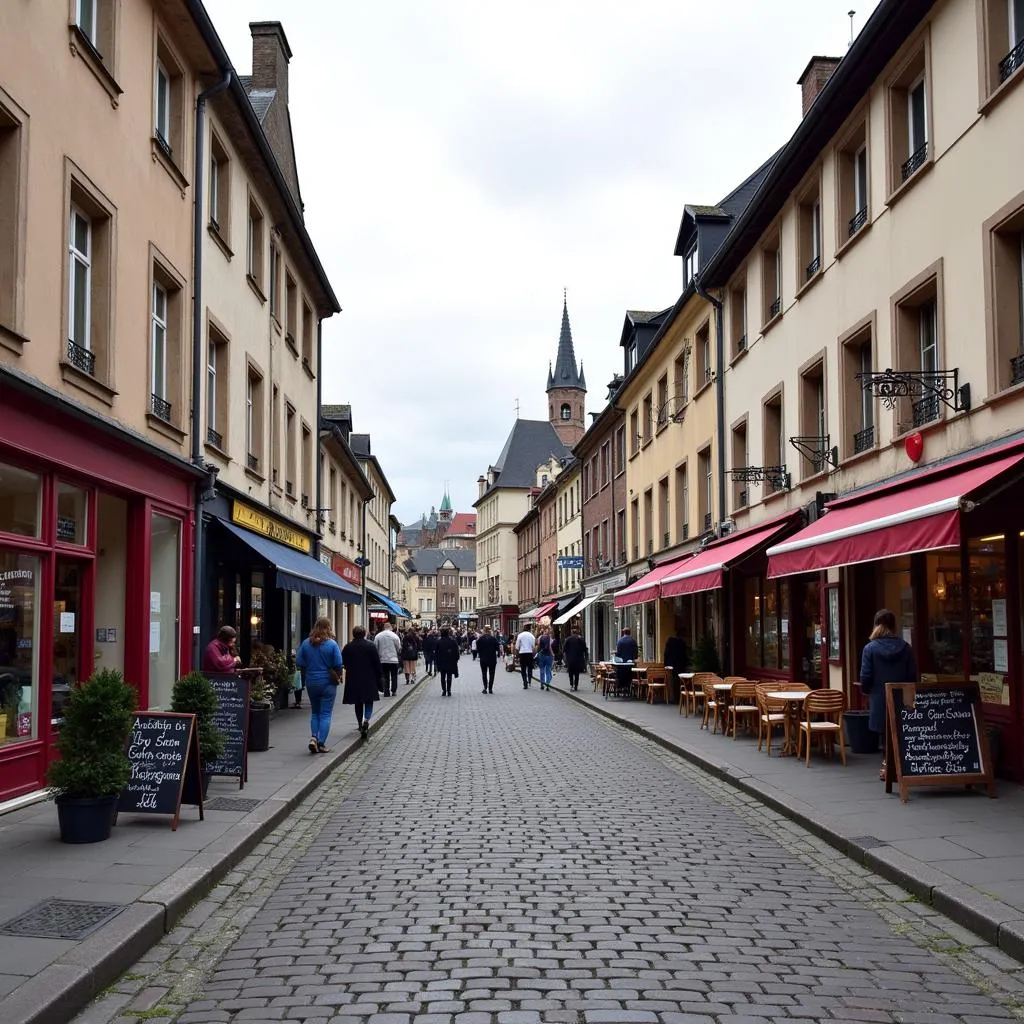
884, 681, 996, 803
204, 673, 250, 789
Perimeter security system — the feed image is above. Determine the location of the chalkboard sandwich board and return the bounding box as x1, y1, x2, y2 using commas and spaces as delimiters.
884, 681, 996, 803
204, 673, 251, 789
117, 712, 205, 830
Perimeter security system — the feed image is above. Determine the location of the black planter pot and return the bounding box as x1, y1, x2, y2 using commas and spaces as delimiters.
201, 772, 212, 798
274, 686, 291, 711
843, 710, 879, 754
56, 794, 118, 844
248, 704, 271, 752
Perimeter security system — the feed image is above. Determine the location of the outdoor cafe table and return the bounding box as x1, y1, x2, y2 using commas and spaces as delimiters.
711, 682, 734, 734
765, 690, 808, 756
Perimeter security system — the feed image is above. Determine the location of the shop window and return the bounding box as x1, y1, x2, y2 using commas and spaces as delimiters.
979, 0, 1024, 102
840, 317, 876, 457
0, 552, 40, 744
731, 420, 748, 510
798, 357, 827, 479
761, 229, 782, 325
245, 362, 264, 476
968, 534, 1010, 706
925, 550, 965, 676
205, 320, 228, 452
984, 199, 1024, 392
208, 131, 230, 242
674, 462, 689, 543
0, 463, 41, 538
744, 575, 791, 672
892, 263, 944, 432
246, 194, 265, 296
836, 117, 869, 246
153, 38, 185, 172
56, 483, 88, 546
697, 446, 712, 534
762, 388, 785, 495
885, 40, 931, 195
729, 279, 747, 358
796, 174, 823, 287
0, 90, 26, 341
302, 300, 314, 374
149, 513, 180, 709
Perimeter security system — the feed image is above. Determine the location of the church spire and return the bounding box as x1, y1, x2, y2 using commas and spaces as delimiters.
546, 291, 584, 393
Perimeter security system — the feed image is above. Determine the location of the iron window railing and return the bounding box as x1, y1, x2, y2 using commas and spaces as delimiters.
703, 511, 712, 532
67, 339, 95, 376
805, 256, 821, 280
247, 452, 259, 472
912, 393, 940, 427
1012, 353, 1024, 386
154, 131, 172, 160
769, 296, 781, 318
1000, 38, 1024, 82
737, 489, 748, 508
737, 334, 747, 353
901, 142, 928, 182
704, 366, 713, 384
853, 425, 875, 454
849, 207, 868, 236
150, 393, 172, 422
206, 426, 222, 448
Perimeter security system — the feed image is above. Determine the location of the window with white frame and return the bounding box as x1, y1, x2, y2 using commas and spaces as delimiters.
684, 240, 698, 285
206, 340, 217, 437
76, 0, 97, 45
908, 75, 928, 162
68, 205, 92, 355
151, 282, 168, 410
854, 145, 868, 220
154, 60, 171, 151
919, 300, 938, 375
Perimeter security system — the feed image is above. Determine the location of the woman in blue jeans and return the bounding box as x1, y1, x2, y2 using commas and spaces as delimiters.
536, 627, 554, 691
295, 616, 343, 753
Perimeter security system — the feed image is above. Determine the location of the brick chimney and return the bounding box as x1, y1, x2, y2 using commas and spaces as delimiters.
797, 56, 841, 117
250, 21, 292, 107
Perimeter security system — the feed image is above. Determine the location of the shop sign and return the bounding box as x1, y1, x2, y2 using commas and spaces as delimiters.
231, 501, 311, 553
332, 554, 362, 586
320, 552, 332, 568
558, 555, 584, 569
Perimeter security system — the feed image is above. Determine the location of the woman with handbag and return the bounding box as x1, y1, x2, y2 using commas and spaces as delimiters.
295, 616, 344, 754
341, 625, 384, 740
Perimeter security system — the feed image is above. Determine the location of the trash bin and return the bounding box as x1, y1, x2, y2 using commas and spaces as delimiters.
844, 710, 879, 754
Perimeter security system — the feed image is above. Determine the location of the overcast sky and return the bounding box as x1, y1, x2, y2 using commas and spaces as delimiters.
203, 0, 880, 527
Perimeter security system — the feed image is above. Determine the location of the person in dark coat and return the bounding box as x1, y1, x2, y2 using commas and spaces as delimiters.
400, 630, 419, 685
423, 629, 440, 677
615, 627, 639, 696
859, 608, 918, 779
475, 624, 501, 693
663, 633, 688, 674
435, 626, 460, 697
562, 625, 588, 691
341, 625, 384, 741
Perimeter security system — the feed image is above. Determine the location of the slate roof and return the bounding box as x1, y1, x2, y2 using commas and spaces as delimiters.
322, 404, 351, 420
546, 297, 585, 392
349, 433, 371, 457
684, 204, 728, 219
625, 310, 662, 325
406, 548, 477, 573
476, 419, 569, 504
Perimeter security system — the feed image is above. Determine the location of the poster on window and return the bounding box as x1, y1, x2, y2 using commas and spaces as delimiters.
826, 587, 840, 662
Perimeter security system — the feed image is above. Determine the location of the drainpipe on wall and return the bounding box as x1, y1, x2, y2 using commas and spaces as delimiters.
694, 277, 731, 674
361, 498, 369, 627
190, 67, 232, 669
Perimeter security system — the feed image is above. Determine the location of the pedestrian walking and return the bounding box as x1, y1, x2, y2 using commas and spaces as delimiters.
562, 625, 588, 691
341, 625, 384, 742
859, 608, 918, 780
295, 616, 343, 754
475, 624, 500, 693
435, 625, 460, 697
515, 625, 536, 688
536, 626, 554, 690
400, 629, 419, 684
423, 628, 439, 677
374, 617, 402, 696
470, 630, 478, 661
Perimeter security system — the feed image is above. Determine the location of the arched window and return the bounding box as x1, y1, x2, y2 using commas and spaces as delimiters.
560, 403, 571, 421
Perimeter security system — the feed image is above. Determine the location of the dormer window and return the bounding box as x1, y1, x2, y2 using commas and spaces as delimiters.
684, 241, 699, 285
560, 403, 571, 421
626, 340, 637, 372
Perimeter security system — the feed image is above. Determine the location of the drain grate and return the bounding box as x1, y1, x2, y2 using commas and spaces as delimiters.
0, 899, 125, 940
849, 835, 886, 850
204, 797, 262, 812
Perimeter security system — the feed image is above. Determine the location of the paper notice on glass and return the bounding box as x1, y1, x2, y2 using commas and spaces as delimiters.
59, 612, 75, 633
149, 622, 160, 654
781, 619, 789, 636
902, 628, 912, 644
992, 598, 1008, 637
977, 672, 1004, 703
994, 637, 1009, 673
150, 591, 161, 615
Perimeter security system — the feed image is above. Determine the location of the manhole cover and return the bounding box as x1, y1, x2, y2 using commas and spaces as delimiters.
204, 797, 261, 812
849, 835, 886, 850
0, 899, 124, 940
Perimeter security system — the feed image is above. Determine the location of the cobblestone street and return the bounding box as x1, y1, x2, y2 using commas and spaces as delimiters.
75, 675, 1024, 1024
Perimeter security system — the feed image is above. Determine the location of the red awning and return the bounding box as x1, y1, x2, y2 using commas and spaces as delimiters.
766, 451, 1024, 578
521, 601, 557, 620
613, 556, 691, 608
660, 523, 789, 598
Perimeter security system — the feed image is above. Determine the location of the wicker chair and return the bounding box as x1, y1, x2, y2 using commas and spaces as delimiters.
645, 666, 669, 704
797, 689, 847, 767
728, 681, 759, 739
755, 683, 788, 754
700, 675, 725, 733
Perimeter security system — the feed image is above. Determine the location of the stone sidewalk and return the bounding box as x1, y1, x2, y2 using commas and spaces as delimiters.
552, 671, 1024, 962
0, 675, 424, 1024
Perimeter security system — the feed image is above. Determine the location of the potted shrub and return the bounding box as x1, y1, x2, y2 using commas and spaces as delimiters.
251, 643, 291, 712
171, 671, 225, 793
244, 653, 273, 753
48, 669, 137, 844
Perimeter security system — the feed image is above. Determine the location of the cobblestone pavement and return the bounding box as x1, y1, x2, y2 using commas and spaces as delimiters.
73, 675, 1024, 1024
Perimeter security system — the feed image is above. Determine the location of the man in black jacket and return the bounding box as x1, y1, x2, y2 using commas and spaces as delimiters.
475, 624, 501, 693
340, 625, 384, 741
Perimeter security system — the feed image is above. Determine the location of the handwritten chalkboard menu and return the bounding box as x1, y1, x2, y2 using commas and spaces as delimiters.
117, 712, 204, 830
204, 673, 250, 788
884, 682, 996, 803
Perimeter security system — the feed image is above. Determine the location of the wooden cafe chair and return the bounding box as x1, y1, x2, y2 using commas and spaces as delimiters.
728, 680, 760, 739
797, 688, 847, 767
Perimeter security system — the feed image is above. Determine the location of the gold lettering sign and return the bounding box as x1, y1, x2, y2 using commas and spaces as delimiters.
231, 501, 311, 553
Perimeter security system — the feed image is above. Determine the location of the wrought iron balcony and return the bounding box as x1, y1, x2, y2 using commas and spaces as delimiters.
1012, 353, 1024, 386
206, 426, 222, 449
737, 333, 747, 353
912, 393, 940, 427
805, 255, 821, 280
246, 452, 259, 472
285, 480, 294, 497
737, 489, 748, 508
769, 296, 781, 319
703, 511, 712, 532
150, 393, 172, 422
853, 425, 875, 454
67, 339, 95, 376
901, 142, 928, 182
1000, 37, 1024, 82
849, 207, 868, 237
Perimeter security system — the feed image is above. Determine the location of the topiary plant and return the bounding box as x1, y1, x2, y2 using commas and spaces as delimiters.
48, 669, 137, 799
171, 671, 226, 768
692, 631, 722, 674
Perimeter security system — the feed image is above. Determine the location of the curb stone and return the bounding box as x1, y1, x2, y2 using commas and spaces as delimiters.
3, 676, 425, 1024
554, 682, 1024, 964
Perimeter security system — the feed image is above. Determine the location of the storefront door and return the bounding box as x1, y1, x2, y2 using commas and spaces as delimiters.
53, 556, 87, 695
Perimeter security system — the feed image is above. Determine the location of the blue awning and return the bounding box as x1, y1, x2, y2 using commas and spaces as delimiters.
366, 590, 406, 618
216, 521, 362, 604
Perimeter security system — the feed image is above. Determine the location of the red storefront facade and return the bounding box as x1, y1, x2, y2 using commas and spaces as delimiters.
0, 382, 197, 804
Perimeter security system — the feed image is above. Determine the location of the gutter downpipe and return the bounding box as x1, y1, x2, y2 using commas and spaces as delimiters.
312, 319, 323, 634
694, 276, 731, 674
190, 67, 231, 669
361, 498, 369, 628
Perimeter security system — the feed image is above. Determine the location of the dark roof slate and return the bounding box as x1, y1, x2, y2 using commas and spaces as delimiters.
478, 419, 569, 501
546, 297, 585, 392
349, 433, 371, 457
406, 548, 477, 573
